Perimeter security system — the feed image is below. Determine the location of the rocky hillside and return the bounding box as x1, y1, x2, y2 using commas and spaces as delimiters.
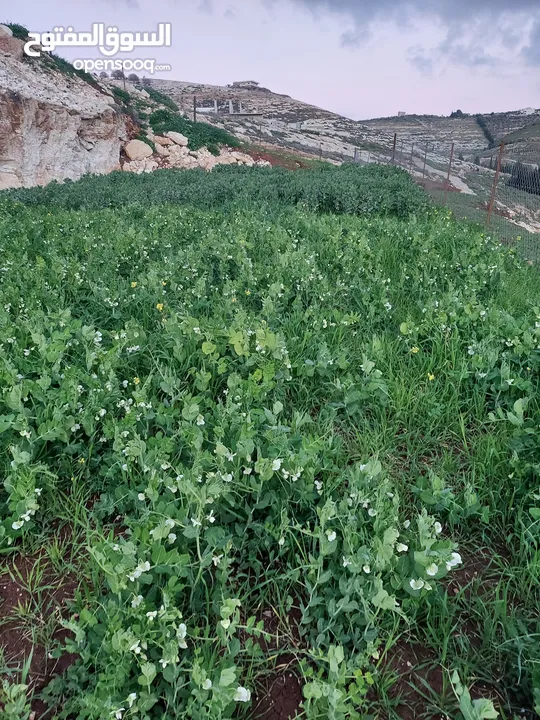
149, 78, 540, 164
0, 25, 125, 190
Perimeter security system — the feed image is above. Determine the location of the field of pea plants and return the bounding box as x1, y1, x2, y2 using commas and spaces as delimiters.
1, 164, 539, 720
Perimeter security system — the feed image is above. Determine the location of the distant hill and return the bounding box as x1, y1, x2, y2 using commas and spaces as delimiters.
148, 78, 540, 163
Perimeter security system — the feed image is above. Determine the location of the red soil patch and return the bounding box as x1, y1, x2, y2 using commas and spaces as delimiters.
243, 607, 304, 720
251, 670, 303, 720
246, 149, 309, 170
0, 553, 78, 717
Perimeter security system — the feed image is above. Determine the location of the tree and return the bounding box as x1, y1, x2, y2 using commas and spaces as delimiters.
128, 73, 140, 82
450, 109, 466, 119
99, 71, 109, 79
142, 76, 151, 86
111, 70, 125, 80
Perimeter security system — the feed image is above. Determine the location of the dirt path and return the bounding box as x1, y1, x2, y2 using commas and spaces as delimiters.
411, 157, 475, 195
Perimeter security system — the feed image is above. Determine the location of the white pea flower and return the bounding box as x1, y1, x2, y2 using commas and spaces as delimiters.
234, 686, 251, 703
434, 522, 443, 534
403, 520, 411, 529
196, 414, 205, 426
212, 554, 223, 566
12, 520, 24, 530
168, 533, 177, 543
159, 658, 169, 668
314, 480, 323, 493
222, 473, 233, 483
114, 709, 125, 720
396, 543, 408, 553
410, 578, 425, 590
272, 459, 282, 471
368, 508, 377, 517
226, 452, 236, 461
206, 510, 216, 524
127, 693, 137, 708
137, 493, 146, 501
165, 519, 175, 528
146, 611, 158, 621
178, 623, 188, 649
243, 467, 252, 475
130, 641, 141, 654
140, 561, 150, 572
131, 595, 144, 608
363, 564, 371, 574
202, 679, 212, 690
191, 518, 202, 527
220, 618, 231, 630
278, 537, 285, 547
326, 530, 337, 542
446, 552, 462, 570
426, 563, 439, 577
342, 557, 352, 568
34, 488, 42, 496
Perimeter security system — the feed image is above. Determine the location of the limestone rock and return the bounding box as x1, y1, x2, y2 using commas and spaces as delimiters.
155, 143, 170, 157
154, 135, 174, 146
165, 131, 189, 146
0, 32, 124, 189
124, 139, 153, 161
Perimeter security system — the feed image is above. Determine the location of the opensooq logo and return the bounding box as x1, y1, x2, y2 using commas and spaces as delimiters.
24, 23, 172, 58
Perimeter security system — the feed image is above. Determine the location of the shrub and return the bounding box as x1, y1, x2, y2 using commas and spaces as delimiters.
149, 109, 240, 151
5, 22, 29, 39
137, 86, 179, 112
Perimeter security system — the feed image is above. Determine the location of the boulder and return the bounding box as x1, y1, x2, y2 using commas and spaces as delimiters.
124, 139, 153, 161
155, 143, 170, 157
154, 135, 174, 146
0, 28, 24, 60
165, 131, 189, 146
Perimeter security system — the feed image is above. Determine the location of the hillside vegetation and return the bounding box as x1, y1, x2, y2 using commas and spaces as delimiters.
0, 165, 539, 720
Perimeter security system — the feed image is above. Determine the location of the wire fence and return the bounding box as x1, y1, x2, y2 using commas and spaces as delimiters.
354, 134, 540, 262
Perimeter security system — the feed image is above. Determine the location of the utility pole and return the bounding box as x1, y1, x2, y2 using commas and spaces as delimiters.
193, 95, 197, 123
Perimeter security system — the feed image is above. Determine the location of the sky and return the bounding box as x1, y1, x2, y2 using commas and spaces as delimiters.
3, 0, 540, 120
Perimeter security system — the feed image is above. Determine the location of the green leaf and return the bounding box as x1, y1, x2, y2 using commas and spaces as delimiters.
202, 341, 216, 355
218, 666, 237, 687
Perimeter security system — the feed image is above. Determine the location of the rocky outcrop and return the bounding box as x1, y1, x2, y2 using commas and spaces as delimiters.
0, 26, 125, 190
122, 141, 270, 174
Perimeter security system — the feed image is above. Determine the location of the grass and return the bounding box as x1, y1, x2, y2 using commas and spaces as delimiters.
0, 165, 539, 720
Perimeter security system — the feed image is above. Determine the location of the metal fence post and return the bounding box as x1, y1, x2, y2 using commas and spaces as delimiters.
193, 95, 197, 123
391, 133, 397, 164
422, 142, 428, 178
443, 142, 455, 206
409, 142, 414, 173
486, 142, 505, 228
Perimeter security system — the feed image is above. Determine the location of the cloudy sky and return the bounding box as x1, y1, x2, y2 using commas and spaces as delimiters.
4, 0, 540, 119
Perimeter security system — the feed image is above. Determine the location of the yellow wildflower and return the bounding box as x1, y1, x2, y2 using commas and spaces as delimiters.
162, 281, 167, 286
410, 346, 420, 354
131, 282, 137, 288
245, 290, 251, 296
156, 303, 164, 312
427, 373, 435, 382
231, 297, 237, 303
133, 377, 140, 385
78, 458, 86, 465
